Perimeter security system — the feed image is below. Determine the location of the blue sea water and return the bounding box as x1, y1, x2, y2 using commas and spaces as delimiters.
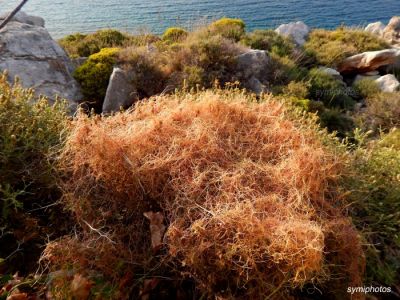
1, 0, 399, 38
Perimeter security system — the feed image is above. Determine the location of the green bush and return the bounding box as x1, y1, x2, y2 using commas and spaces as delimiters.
59, 29, 129, 57
346, 129, 400, 286
118, 47, 168, 98
266, 53, 309, 85
359, 92, 400, 132
241, 29, 295, 56
281, 81, 310, 99
0, 73, 68, 273
308, 68, 355, 109
74, 47, 119, 109
167, 35, 242, 89
304, 27, 389, 67
209, 17, 246, 41
319, 108, 354, 137
352, 78, 381, 99
162, 27, 188, 43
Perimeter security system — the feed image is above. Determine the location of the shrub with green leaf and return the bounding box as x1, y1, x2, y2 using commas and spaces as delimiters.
167, 35, 243, 89
0, 73, 68, 273
209, 17, 246, 41
346, 129, 400, 286
266, 53, 308, 86
281, 81, 310, 99
59, 29, 129, 57
241, 29, 295, 56
162, 27, 188, 43
319, 108, 355, 137
304, 27, 389, 67
359, 92, 400, 132
74, 47, 120, 110
308, 68, 355, 109
352, 78, 381, 99
118, 46, 168, 98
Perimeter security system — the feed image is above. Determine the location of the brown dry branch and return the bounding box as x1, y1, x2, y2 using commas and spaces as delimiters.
42, 89, 364, 299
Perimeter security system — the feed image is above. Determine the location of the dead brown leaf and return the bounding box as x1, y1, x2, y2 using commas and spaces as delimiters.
143, 211, 166, 251
70, 274, 93, 300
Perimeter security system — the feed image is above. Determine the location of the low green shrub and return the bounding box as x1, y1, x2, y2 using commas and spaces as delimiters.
281, 81, 310, 99
209, 17, 246, 41
118, 47, 168, 98
241, 29, 295, 56
352, 78, 381, 99
359, 92, 400, 132
266, 53, 308, 85
319, 108, 355, 137
308, 68, 355, 109
167, 35, 243, 89
162, 27, 188, 43
0, 73, 68, 273
59, 29, 129, 57
74, 47, 120, 110
304, 27, 389, 67
346, 129, 400, 286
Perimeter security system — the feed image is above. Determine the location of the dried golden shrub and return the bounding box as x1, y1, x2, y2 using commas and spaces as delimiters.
45, 89, 364, 299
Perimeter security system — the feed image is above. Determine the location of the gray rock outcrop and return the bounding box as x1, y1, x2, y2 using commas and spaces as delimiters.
236, 50, 269, 94
0, 11, 82, 107
102, 67, 137, 113
275, 21, 310, 46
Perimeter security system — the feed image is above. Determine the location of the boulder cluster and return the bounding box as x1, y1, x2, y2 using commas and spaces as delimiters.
0, 12, 399, 113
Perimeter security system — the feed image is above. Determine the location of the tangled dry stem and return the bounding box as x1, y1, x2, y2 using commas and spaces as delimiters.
43, 89, 364, 299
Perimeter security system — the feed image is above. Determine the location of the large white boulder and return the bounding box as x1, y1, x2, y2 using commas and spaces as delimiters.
383, 16, 400, 46
0, 12, 82, 106
375, 74, 400, 92
337, 49, 400, 74
275, 21, 310, 46
365, 21, 386, 36
102, 67, 138, 113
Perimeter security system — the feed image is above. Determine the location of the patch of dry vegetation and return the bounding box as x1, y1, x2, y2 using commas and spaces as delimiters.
42, 89, 364, 299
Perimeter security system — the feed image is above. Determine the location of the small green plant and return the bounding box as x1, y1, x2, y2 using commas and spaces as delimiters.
359, 92, 400, 132
266, 53, 308, 85
167, 35, 243, 89
352, 78, 381, 99
304, 27, 389, 67
241, 29, 295, 56
162, 27, 188, 43
308, 68, 355, 109
74, 47, 120, 109
282, 81, 310, 99
118, 47, 167, 98
0, 73, 68, 274
345, 129, 400, 286
209, 17, 246, 41
319, 108, 355, 137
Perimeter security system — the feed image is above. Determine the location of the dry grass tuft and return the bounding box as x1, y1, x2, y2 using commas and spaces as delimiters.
44, 89, 364, 299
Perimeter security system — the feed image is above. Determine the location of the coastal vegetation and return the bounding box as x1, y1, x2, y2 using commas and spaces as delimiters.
1, 15, 400, 300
